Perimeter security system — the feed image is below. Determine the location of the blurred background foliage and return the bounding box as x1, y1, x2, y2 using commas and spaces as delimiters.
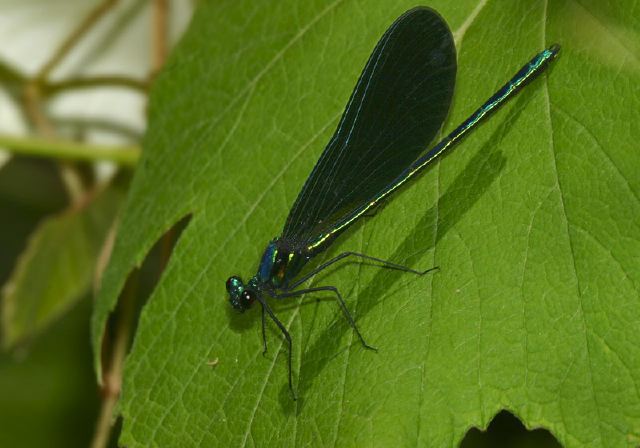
0, 1, 192, 446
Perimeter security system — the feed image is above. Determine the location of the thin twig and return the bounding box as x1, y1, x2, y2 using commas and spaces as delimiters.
23, 81, 86, 203
2, 58, 147, 97
151, 0, 169, 76
44, 75, 149, 96
90, 273, 138, 448
23, 83, 54, 135
37, 0, 120, 81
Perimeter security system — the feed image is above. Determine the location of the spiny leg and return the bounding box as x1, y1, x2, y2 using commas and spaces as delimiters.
274, 285, 377, 351
287, 251, 438, 290
256, 295, 297, 400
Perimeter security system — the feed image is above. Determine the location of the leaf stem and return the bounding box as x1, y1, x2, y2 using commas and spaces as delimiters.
0, 134, 140, 166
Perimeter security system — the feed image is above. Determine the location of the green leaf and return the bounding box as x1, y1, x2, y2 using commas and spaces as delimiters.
2, 185, 121, 348
93, 0, 640, 446
0, 299, 100, 448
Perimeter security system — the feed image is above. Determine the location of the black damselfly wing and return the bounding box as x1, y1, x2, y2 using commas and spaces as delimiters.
282, 7, 456, 253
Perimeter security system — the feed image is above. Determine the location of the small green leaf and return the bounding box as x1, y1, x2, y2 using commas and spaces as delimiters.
93, 1, 640, 446
2, 185, 122, 348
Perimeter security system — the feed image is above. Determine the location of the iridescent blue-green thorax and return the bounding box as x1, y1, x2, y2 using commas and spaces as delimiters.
225, 239, 310, 312
256, 240, 308, 289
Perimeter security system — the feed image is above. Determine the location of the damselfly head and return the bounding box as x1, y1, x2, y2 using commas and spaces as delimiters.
226, 276, 256, 312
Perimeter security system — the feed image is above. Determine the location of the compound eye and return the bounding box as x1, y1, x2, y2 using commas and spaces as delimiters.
226, 276, 241, 293
241, 290, 256, 306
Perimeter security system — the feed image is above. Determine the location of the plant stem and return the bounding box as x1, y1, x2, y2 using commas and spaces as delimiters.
90, 272, 138, 448
0, 134, 140, 166
152, 0, 169, 76
23, 81, 86, 204
44, 75, 148, 96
